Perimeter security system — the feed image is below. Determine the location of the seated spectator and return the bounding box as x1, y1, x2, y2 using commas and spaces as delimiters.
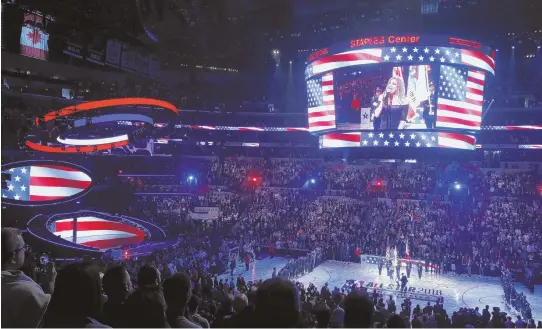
187, 295, 209, 328
387, 314, 406, 328
42, 262, 107, 328
102, 265, 133, 327
254, 278, 301, 328
344, 291, 374, 328
120, 288, 169, 328
137, 264, 161, 290
1, 227, 53, 328
314, 302, 331, 328
163, 273, 201, 328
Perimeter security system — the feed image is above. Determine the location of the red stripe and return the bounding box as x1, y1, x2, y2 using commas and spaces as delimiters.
308, 110, 335, 118
506, 125, 542, 130
465, 98, 483, 107
322, 79, 334, 86
438, 132, 475, 145
466, 87, 483, 96
43, 98, 178, 122
323, 101, 335, 106
438, 103, 482, 116
437, 116, 481, 128
29, 195, 63, 201
75, 221, 146, 237
312, 52, 382, 66
26, 140, 129, 153
53, 219, 74, 232
467, 76, 485, 87
80, 235, 145, 250
462, 49, 495, 71
32, 164, 80, 172
29, 177, 91, 189
449, 37, 481, 49
324, 133, 361, 143
309, 121, 336, 128
323, 90, 334, 96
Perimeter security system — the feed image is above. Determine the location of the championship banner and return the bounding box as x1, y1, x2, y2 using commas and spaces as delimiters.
121, 43, 136, 71
136, 51, 149, 75
87, 45, 105, 65
63, 41, 84, 59
105, 39, 122, 67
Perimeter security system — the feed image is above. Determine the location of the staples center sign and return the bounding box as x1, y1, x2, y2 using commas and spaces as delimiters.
350, 35, 421, 48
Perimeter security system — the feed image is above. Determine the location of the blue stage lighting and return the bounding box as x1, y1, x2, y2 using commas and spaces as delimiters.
188, 175, 194, 181
455, 183, 461, 190
310, 179, 316, 184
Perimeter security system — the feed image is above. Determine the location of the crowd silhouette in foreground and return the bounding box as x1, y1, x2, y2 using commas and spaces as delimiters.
2, 226, 540, 328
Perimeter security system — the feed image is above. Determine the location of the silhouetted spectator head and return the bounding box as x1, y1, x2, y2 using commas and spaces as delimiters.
1, 228, 26, 270
163, 273, 192, 315
255, 278, 300, 328
102, 265, 132, 302
344, 291, 374, 328
138, 264, 161, 289
233, 293, 248, 313
387, 314, 406, 328
314, 302, 331, 328
42, 262, 104, 327
120, 288, 168, 328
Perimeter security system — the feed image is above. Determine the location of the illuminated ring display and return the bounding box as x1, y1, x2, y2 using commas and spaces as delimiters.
42, 98, 178, 122
26, 140, 130, 153
28, 98, 177, 153
72, 113, 154, 127
57, 134, 129, 146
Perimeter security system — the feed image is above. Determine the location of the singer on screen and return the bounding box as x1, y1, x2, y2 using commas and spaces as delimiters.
374, 76, 409, 130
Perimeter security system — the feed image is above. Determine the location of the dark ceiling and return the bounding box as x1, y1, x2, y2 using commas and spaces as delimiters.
14, 0, 542, 70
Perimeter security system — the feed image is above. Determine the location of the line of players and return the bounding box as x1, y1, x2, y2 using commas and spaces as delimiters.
376, 258, 441, 292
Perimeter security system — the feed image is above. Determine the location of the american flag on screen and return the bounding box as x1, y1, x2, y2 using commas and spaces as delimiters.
51, 217, 146, 250
321, 131, 475, 150
305, 46, 495, 79
1, 165, 92, 202
436, 65, 485, 130
308, 72, 336, 132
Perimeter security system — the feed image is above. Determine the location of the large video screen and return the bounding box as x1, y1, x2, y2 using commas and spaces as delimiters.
306, 39, 494, 134
334, 64, 439, 131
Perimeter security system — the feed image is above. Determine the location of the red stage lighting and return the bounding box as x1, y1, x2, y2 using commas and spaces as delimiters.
376, 180, 381, 186
251, 177, 258, 182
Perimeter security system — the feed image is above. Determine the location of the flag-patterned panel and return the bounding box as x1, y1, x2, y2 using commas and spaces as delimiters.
50, 216, 146, 250
308, 72, 336, 132
2, 164, 92, 202
305, 46, 495, 79
320, 131, 475, 150
436, 65, 485, 130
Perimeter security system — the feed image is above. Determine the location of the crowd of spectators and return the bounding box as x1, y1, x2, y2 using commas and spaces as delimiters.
3, 157, 541, 327
3, 227, 541, 328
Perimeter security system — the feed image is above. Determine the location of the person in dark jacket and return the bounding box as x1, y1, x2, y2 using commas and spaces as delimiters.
42, 263, 109, 328
102, 265, 133, 328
